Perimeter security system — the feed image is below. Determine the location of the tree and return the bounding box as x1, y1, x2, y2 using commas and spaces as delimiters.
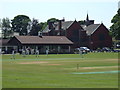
78, 20, 85, 25
29, 18, 42, 36
11, 15, 31, 35
47, 18, 58, 24
40, 22, 47, 31
1, 18, 12, 38
110, 9, 120, 40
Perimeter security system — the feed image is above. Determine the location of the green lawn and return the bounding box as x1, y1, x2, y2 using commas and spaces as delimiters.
2, 52, 119, 88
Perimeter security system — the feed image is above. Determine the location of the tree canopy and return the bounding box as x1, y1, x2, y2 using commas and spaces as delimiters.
110, 9, 120, 40
29, 18, 42, 36
1, 18, 12, 38
11, 15, 31, 35
47, 18, 58, 23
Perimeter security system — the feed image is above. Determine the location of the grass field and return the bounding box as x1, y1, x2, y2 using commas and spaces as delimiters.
2, 52, 120, 88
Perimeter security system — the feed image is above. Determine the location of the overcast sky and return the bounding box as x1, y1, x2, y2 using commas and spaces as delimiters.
0, 0, 119, 28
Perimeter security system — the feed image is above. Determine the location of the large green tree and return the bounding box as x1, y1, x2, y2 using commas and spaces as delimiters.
110, 9, 120, 40
29, 18, 42, 36
47, 18, 58, 24
40, 22, 47, 31
40, 18, 58, 32
1, 18, 12, 38
11, 15, 31, 35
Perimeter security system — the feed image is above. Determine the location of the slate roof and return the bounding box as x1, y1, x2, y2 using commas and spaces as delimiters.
56, 21, 74, 30
81, 24, 101, 35
42, 21, 74, 33
13, 36, 73, 45
81, 25, 87, 30
0, 39, 10, 46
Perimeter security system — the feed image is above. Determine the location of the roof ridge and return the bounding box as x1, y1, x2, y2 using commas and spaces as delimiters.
65, 21, 75, 29
90, 24, 101, 35
12, 35, 73, 45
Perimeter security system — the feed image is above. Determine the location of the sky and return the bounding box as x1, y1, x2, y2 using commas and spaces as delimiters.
0, 0, 120, 29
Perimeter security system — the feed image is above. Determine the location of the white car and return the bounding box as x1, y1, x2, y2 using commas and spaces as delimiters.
74, 47, 90, 54
79, 47, 90, 52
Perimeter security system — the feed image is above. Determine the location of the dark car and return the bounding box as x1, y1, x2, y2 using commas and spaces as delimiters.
111, 49, 120, 52
102, 47, 111, 52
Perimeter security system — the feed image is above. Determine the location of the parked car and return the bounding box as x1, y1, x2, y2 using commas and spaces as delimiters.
102, 47, 111, 52
116, 44, 120, 48
111, 49, 120, 52
74, 48, 80, 54
79, 47, 90, 52
74, 47, 90, 54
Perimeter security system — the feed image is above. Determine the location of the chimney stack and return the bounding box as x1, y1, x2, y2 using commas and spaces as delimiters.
58, 18, 65, 30
62, 17, 65, 22
58, 20, 62, 30
38, 31, 42, 38
58, 18, 65, 36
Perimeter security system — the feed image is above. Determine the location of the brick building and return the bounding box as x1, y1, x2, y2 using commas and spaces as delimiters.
42, 14, 112, 50
1, 15, 113, 54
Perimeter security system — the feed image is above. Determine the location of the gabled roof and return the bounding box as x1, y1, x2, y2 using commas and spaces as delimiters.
42, 21, 74, 33
12, 36, 73, 45
0, 39, 10, 46
83, 24, 101, 35
56, 21, 74, 30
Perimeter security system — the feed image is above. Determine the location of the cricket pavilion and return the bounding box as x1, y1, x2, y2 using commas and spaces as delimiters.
7, 35, 73, 54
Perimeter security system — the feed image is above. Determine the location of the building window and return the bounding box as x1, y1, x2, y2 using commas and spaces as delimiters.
99, 34, 105, 41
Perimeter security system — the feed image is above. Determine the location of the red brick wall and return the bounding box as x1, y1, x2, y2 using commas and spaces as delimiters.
79, 30, 88, 47
66, 21, 83, 48
90, 24, 112, 49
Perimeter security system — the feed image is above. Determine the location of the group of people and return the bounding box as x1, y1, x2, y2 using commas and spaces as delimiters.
20, 48, 40, 57
11, 47, 85, 59
11, 48, 49, 59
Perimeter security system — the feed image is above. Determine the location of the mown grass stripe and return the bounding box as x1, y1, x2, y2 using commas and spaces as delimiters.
72, 71, 120, 74
2, 57, 85, 61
